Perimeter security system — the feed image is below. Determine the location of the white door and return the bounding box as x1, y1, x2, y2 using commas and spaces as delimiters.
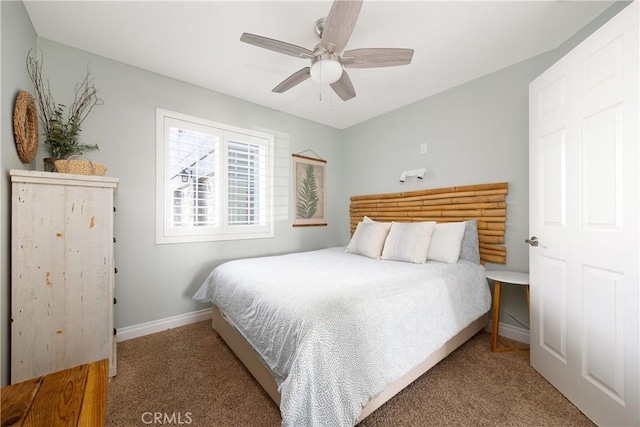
529, 3, 639, 426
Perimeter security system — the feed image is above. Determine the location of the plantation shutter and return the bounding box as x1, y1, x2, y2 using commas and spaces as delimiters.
166, 119, 220, 229
226, 133, 269, 228
157, 109, 274, 243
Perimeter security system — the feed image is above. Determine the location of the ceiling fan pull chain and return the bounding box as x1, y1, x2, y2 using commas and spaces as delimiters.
329, 88, 333, 115
318, 65, 323, 102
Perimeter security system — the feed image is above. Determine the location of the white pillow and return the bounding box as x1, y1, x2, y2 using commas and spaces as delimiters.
382, 221, 436, 263
346, 221, 392, 259
363, 216, 389, 225
427, 221, 467, 263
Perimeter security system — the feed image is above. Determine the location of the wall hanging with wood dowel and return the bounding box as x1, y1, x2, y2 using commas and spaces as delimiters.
292, 151, 327, 227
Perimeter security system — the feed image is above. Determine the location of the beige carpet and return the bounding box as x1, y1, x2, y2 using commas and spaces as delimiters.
106, 321, 593, 426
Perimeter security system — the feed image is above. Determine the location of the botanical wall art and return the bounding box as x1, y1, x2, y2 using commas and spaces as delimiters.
292, 153, 326, 227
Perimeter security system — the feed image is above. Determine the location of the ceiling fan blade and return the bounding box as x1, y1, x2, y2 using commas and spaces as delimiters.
342, 48, 414, 68
240, 33, 314, 59
272, 67, 311, 93
320, 0, 363, 53
330, 71, 356, 101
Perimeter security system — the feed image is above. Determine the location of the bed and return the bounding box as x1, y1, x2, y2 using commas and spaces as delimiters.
194, 182, 508, 426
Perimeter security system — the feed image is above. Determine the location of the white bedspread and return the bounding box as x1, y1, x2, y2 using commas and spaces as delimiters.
193, 247, 491, 427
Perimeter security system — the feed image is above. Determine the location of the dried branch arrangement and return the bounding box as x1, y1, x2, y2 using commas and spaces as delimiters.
26, 49, 103, 159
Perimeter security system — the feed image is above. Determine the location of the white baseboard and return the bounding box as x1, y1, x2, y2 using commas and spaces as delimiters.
485, 321, 530, 344
116, 308, 212, 342
116, 308, 530, 346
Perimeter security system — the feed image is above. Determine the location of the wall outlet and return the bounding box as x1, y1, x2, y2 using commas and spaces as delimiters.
420, 143, 428, 154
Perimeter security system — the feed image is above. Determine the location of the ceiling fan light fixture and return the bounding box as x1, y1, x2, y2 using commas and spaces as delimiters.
241, 0, 413, 101
310, 54, 343, 84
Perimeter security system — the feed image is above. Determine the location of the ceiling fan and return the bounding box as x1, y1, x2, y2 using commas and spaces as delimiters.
240, 0, 414, 101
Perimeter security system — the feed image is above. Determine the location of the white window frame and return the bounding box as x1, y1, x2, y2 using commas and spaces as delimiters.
156, 109, 274, 244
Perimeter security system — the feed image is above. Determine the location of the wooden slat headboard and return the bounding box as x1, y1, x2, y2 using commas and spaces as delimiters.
349, 182, 508, 264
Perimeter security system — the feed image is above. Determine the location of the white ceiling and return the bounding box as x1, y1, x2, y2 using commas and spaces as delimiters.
24, 1, 615, 129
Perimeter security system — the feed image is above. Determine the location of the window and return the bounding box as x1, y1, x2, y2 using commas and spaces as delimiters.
156, 109, 274, 243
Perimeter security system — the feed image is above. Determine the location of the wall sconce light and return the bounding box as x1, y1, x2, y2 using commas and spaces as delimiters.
399, 168, 426, 183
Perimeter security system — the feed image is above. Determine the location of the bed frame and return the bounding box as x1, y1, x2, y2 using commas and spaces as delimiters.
212, 182, 508, 423
213, 306, 488, 422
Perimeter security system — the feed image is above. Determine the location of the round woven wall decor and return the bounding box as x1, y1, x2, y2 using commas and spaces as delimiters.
13, 90, 39, 163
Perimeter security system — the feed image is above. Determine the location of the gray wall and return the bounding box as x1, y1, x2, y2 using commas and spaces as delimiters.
1, 0, 37, 387
340, 0, 631, 330
34, 38, 345, 331
1, 28, 343, 385
341, 52, 555, 329
0, 0, 630, 387
557, 1, 632, 56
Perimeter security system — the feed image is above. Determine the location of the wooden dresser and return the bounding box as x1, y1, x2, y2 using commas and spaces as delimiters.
10, 170, 119, 382
0, 359, 108, 426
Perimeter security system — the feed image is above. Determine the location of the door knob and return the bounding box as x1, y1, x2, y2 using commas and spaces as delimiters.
525, 236, 539, 247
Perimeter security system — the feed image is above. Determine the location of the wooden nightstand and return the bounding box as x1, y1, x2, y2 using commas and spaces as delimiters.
0, 359, 108, 426
485, 270, 530, 353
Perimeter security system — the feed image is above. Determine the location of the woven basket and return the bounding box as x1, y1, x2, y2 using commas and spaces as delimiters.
54, 155, 107, 176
